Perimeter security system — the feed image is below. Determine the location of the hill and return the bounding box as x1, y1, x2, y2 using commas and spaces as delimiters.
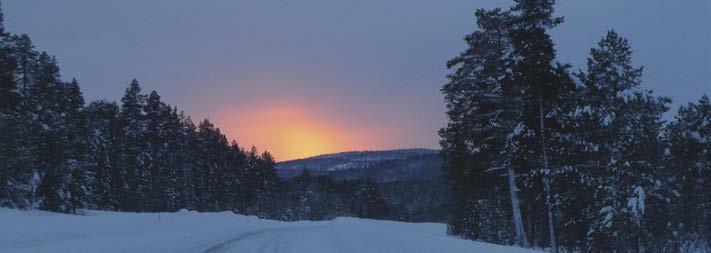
276, 149, 441, 182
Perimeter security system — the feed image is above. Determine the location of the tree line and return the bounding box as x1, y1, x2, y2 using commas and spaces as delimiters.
0, 4, 397, 222
0, 29, 280, 215
441, 0, 710, 252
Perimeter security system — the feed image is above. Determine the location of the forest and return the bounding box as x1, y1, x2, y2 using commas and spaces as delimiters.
440, 0, 710, 252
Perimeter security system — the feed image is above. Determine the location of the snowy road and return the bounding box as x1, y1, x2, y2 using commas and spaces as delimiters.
1, 208, 539, 253
202, 226, 328, 253
201, 218, 539, 253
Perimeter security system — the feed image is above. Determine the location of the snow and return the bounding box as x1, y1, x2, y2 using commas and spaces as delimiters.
0, 208, 540, 253
572, 105, 592, 117
600, 206, 614, 228
601, 113, 614, 126
627, 186, 646, 218
616, 86, 644, 102
512, 123, 525, 136
690, 131, 706, 143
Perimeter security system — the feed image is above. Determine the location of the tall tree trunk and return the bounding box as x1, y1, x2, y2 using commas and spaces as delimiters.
543, 175, 557, 253
526, 203, 536, 247
538, 94, 558, 253
508, 166, 528, 247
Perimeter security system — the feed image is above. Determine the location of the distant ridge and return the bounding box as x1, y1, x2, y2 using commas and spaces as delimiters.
276, 148, 441, 181
282, 148, 438, 163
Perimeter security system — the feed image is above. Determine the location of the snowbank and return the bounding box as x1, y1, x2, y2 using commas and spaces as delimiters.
0, 208, 539, 253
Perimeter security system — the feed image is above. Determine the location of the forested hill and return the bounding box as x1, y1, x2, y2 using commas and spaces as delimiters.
276, 149, 440, 181
275, 149, 450, 222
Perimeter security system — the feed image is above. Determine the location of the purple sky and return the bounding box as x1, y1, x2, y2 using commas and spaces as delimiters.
4, 0, 710, 159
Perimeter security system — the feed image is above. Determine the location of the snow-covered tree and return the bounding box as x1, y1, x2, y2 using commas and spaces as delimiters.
0, 112, 37, 208
118, 79, 148, 211
85, 101, 121, 210
508, 1, 571, 251
0, 4, 18, 113
576, 31, 671, 252
666, 95, 711, 244
440, 7, 528, 246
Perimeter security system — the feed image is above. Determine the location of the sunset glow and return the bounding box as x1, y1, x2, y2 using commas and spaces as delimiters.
216, 103, 382, 161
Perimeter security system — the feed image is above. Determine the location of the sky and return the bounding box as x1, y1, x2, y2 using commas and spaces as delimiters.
4, 1, 710, 161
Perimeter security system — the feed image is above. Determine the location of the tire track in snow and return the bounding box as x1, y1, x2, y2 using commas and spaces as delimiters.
202, 225, 325, 253
202, 228, 276, 253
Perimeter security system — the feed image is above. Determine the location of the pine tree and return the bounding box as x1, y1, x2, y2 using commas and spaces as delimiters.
179, 114, 200, 210
256, 151, 278, 217
11, 34, 37, 95
61, 79, 91, 213
351, 179, 389, 219
666, 95, 711, 243
161, 107, 190, 211
86, 101, 121, 210
144, 90, 169, 211
440, 7, 528, 246
23, 61, 91, 213
0, 112, 37, 208
118, 79, 147, 211
223, 141, 246, 212
508, 1, 571, 251
0, 4, 18, 113
0, 4, 34, 208
30, 53, 68, 212
578, 31, 670, 252
241, 147, 257, 212
194, 119, 230, 211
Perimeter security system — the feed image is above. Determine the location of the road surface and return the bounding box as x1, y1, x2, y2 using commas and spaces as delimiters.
201, 218, 538, 253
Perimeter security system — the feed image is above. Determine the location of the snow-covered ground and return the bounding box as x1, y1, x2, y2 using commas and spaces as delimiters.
0, 208, 539, 253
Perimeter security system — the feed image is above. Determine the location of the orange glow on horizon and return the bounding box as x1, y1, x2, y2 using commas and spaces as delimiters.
215, 103, 382, 161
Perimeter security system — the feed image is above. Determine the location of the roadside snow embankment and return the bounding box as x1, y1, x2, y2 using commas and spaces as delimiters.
0, 208, 539, 253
